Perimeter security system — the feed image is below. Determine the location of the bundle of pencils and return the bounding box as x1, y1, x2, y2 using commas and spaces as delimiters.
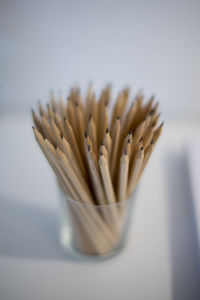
32, 84, 163, 255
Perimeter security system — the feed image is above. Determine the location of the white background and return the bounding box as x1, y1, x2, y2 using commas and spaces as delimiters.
1, 0, 200, 117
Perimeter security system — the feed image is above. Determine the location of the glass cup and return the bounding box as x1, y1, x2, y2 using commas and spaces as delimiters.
58, 187, 136, 259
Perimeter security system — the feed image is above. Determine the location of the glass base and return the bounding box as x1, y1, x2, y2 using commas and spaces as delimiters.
58, 186, 136, 261
59, 222, 127, 261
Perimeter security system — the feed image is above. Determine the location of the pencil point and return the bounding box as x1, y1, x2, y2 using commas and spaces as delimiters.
161, 121, 164, 127
54, 145, 57, 150
105, 128, 109, 134
116, 116, 120, 120
152, 122, 156, 127
85, 131, 88, 138
32, 126, 35, 130
128, 130, 132, 135
60, 133, 63, 139
89, 113, 92, 121
64, 117, 66, 121
150, 95, 155, 101
124, 149, 127, 155
100, 151, 103, 156
128, 139, 130, 143
88, 145, 90, 152
139, 137, 143, 142
140, 147, 144, 151
151, 140, 154, 145
101, 141, 104, 146
149, 109, 155, 116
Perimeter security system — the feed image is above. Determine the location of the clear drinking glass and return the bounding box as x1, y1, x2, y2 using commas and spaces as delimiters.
58, 187, 135, 259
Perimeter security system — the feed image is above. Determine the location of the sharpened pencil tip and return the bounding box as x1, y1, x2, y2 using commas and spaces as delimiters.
60, 133, 63, 139
152, 122, 156, 127
89, 113, 92, 121
106, 128, 109, 134
64, 117, 66, 121
101, 142, 104, 146
128, 139, 130, 143
161, 121, 164, 127
140, 147, 144, 151
85, 131, 88, 138
150, 95, 155, 101
88, 145, 90, 151
32, 126, 35, 130
151, 140, 154, 145
54, 145, 57, 150
100, 151, 103, 156
128, 130, 132, 135
149, 109, 155, 116
116, 116, 120, 120
139, 137, 143, 142
124, 149, 127, 155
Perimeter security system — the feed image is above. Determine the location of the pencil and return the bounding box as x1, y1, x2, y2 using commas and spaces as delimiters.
127, 147, 144, 197
99, 152, 116, 204
110, 117, 121, 179
118, 150, 129, 202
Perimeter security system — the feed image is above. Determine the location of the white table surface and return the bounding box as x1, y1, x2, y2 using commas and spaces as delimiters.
0, 113, 200, 300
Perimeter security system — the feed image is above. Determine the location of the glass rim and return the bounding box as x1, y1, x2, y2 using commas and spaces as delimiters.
60, 188, 137, 208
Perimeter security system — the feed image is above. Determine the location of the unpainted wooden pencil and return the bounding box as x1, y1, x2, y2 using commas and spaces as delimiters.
127, 147, 144, 197
31, 109, 44, 136
99, 143, 108, 160
54, 111, 67, 139
41, 115, 55, 144
87, 115, 98, 155
99, 152, 116, 204
103, 128, 112, 158
152, 122, 164, 144
86, 145, 107, 205
47, 103, 54, 120
110, 117, 121, 179
118, 150, 129, 202
64, 118, 87, 177
99, 105, 109, 147
56, 147, 93, 204
38, 101, 47, 118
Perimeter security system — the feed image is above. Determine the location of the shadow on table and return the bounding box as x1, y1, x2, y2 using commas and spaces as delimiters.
165, 152, 200, 300
0, 195, 84, 262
